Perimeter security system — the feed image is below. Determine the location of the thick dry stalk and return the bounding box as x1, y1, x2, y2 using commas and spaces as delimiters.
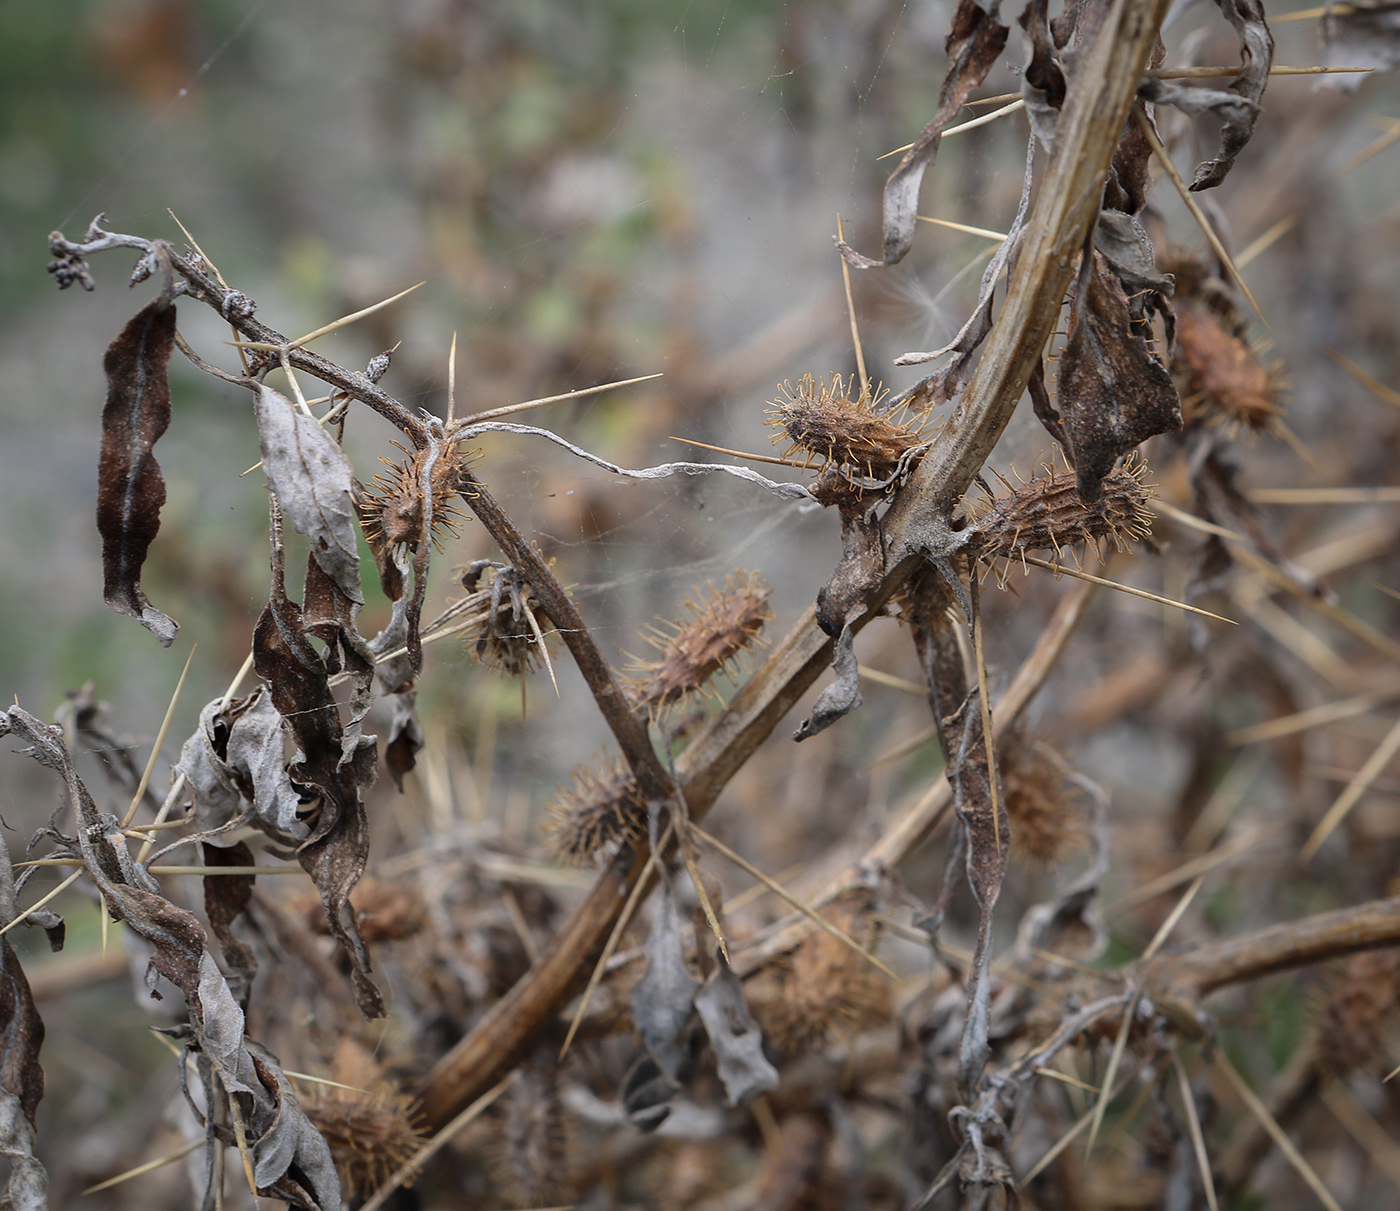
416, 0, 1170, 1129
1143, 895, 1400, 1023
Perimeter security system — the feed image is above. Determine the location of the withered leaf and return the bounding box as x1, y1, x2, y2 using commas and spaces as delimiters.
839, 0, 1008, 268
254, 384, 364, 606
384, 690, 425, 790
97, 298, 179, 646
203, 841, 257, 1007
793, 619, 863, 742
694, 956, 778, 1107
630, 888, 699, 1079
176, 690, 307, 842
1056, 253, 1181, 502
0, 1091, 46, 1211
1139, 0, 1272, 192
247, 1044, 342, 1209
0, 839, 46, 1137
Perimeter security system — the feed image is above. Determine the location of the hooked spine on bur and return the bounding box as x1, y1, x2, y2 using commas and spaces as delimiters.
623, 571, 774, 715
963, 452, 1156, 573
766, 373, 932, 483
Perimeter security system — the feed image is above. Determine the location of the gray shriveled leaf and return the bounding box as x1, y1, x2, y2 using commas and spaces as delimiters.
384, 690, 425, 790
254, 384, 363, 606
203, 841, 258, 1007
630, 888, 700, 1079
0, 837, 48, 1211
794, 619, 863, 742
1321, 2, 1400, 84
96, 298, 179, 645
1140, 0, 1273, 191
694, 957, 778, 1107
247, 1043, 341, 1210
0, 1091, 46, 1211
176, 689, 307, 843
1056, 252, 1181, 502
838, 0, 1008, 268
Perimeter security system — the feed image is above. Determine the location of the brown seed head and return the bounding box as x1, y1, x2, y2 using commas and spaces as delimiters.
304, 1041, 423, 1197
543, 753, 646, 866
1314, 949, 1400, 1078
1001, 740, 1082, 865
766, 374, 928, 480
756, 887, 889, 1055
1173, 308, 1281, 432
967, 453, 1154, 569
625, 572, 773, 714
358, 439, 476, 554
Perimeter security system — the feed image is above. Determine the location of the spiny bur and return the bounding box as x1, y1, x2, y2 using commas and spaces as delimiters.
756, 887, 889, 1055
766, 373, 929, 481
459, 564, 554, 678
966, 452, 1154, 574
491, 1058, 576, 1208
1000, 739, 1082, 865
624, 571, 773, 715
544, 753, 647, 866
1313, 948, 1400, 1078
1173, 307, 1282, 433
358, 439, 476, 555
304, 1039, 423, 1198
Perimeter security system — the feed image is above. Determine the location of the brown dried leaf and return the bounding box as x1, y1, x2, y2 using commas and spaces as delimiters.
838, 0, 1008, 268
383, 691, 424, 791
97, 298, 179, 645
203, 840, 258, 1006
254, 384, 364, 606
1056, 252, 1181, 501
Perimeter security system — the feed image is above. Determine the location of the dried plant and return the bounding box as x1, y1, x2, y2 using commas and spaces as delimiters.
10, 1, 1400, 1208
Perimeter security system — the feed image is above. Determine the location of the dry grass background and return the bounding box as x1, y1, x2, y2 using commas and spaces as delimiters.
3, 1, 1400, 1208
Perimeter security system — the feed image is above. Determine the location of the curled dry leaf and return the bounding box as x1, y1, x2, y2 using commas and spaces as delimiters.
694, 956, 779, 1107
1054, 252, 1182, 502
1321, 1, 1400, 82
793, 618, 863, 741
97, 298, 179, 646
202, 840, 258, 1007
254, 383, 364, 606
0, 835, 48, 1211
1139, 0, 1273, 191
630, 888, 700, 1080
838, 0, 1008, 268
176, 688, 307, 843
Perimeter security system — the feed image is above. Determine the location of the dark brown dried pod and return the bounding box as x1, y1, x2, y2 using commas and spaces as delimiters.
1314, 949, 1400, 1078
358, 439, 476, 554
756, 887, 890, 1055
766, 373, 929, 480
1000, 740, 1082, 865
1173, 307, 1282, 433
624, 572, 774, 714
304, 1040, 424, 1197
966, 453, 1154, 571
543, 754, 647, 866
